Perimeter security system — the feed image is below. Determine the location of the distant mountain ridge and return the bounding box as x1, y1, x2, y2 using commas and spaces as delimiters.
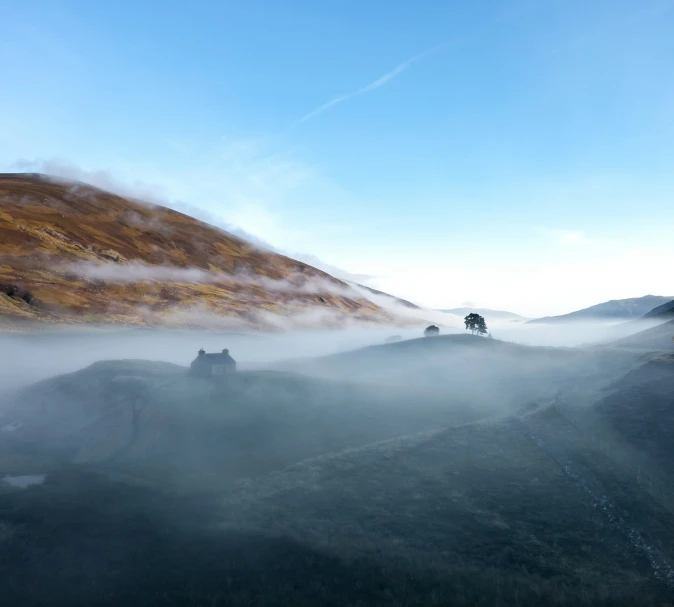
439, 307, 527, 322
528, 295, 674, 324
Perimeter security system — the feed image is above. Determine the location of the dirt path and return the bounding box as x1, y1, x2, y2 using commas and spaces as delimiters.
512, 414, 674, 590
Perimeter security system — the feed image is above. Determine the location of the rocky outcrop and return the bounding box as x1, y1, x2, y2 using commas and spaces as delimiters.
0, 283, 43, 308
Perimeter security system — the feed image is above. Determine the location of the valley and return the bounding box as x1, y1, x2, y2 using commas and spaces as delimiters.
3, 4, 673, 604
1, 331, 673, 606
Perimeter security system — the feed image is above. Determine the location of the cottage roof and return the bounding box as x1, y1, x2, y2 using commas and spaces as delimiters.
194, 349, 236, 365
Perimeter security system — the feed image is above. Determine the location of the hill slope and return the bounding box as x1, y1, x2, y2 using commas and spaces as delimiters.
3, 358, 478, 487
0, 173, 395, 330
644, 299, 674, 319
281, 333, 643, 408
528, 295, 673, 324
4, 402, 674, 606
558, 353, 674, 506
3, 341, 674, 604
351, 283, 421, 309
610, 319, 674, 351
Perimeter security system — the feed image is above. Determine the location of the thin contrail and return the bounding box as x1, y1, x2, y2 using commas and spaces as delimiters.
296, 43, 445, 124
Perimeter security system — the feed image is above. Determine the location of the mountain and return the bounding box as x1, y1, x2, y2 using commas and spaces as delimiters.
351, 283, 421, 309
643, 299, 674, 319
527, 295, 674, 324
438, 307, 527, 322
611, 319, 674, 351
0, 173, 397, 330
348, 284, 458, 329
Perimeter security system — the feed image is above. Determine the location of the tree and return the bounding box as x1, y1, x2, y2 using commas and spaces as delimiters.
424, 325, 440, 337
464, 313, 488, 336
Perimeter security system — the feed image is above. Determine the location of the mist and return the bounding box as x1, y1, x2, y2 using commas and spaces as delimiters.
478, 317, 667, 347
3, 308, 674, 607
0, 312, 661, 395
0, 326, 410, 393
60, 259, 360, 296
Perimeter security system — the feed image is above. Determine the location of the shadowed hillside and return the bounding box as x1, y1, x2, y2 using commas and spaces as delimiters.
0, 173, 397, 330
2, 404, 673, 606
3, 358, 480, 489
3, 334, 674, 605
285, 333, 634, 390
644, 299, 674, 319
528, 295, 673, 324
611, 319, 674, 351
561, 354, 674, 492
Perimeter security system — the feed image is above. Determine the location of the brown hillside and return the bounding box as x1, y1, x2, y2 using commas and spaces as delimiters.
0, 173, 395, 330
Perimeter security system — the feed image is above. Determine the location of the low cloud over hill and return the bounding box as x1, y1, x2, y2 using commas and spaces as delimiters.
0, 174, 407, 331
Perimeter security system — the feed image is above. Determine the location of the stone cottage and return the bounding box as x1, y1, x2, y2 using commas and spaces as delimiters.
190, 348, 237, 377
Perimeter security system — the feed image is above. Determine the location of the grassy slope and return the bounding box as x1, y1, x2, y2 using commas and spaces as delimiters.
560, 353, 674, 493
0, 173, 392, 329
6, 336, 648, 488
7, 359, 481, 488
3, 338, 674, 604
598, 356, 674, 475
286, 334, 621, 394
2, 406, 673, 605
611, 319, 674, 351
221, 406, 674, 602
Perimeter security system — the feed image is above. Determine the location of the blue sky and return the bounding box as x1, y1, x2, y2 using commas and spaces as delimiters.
2, 0, 674, 316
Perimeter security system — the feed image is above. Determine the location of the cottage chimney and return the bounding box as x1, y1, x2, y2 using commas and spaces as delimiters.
198, 349, 205, 356
222, 348, 229, 354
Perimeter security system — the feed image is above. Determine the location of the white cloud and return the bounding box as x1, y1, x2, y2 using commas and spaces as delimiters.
12, 140, 312, 252
11, 158, 170, 207
10, 152, 379, 291
536, 227, 587, 244
558, 230, 585, 244
348, 283, 462, 329
286, 252, 377, 285
535, 226, 628, 251
61, 261, 216, 284
59, 260, 362, 299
